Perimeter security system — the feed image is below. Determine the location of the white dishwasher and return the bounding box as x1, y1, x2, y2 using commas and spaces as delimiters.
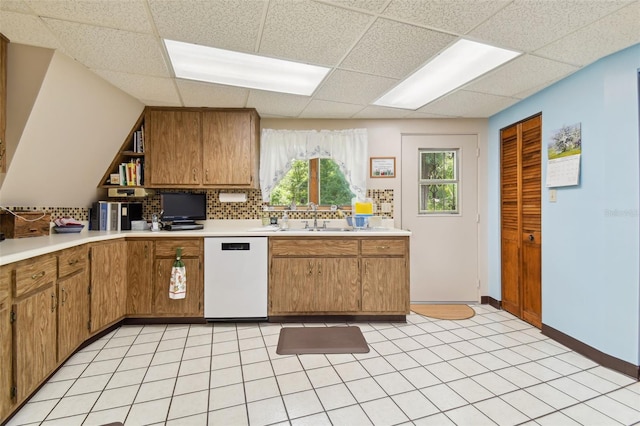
204, 237, 268, 320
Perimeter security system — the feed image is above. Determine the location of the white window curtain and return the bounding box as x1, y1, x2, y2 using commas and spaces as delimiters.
259, 128, 368, 202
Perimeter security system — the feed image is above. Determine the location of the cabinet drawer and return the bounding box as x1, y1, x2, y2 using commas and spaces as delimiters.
14, 255, 57, 298
155, 239, 203, 257
58, 245, 88, 278
271, 238, 358, 256
361, 238, 407, 256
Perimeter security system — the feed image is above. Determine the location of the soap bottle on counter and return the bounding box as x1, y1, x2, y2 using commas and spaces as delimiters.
280, 210, 289, 230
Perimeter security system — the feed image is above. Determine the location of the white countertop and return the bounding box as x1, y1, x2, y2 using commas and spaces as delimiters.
0, 219, 410, 265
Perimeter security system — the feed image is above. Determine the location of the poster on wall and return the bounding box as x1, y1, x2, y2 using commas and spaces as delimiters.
546, 122, 581, 187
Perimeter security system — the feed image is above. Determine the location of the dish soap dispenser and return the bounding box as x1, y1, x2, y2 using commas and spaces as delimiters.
280, 210, 289, 230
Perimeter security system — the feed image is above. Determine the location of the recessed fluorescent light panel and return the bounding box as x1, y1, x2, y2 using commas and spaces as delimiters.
164, 39, 330, 96
374, 39, 521, 110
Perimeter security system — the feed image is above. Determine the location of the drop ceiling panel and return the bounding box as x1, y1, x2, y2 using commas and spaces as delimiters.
299, 99, 364, 118
246, 90, 311, 118
535, 2, 640, 66
418, 90, 520, 118
0, 10, 63, 50
382, 0, 511, 35
259, 0, 373, 66
340, 18, 456, 79
315, 69, 398, 105
352, 105, 414, 119
464, 55, 579, 97
176, 79, 249, 108
149, 0, 266, 53
470, 0, 633, 52
43, 19, 169, 76
93, 70, 181, 106
0, 0, 34, 14
25, 0, 153, 33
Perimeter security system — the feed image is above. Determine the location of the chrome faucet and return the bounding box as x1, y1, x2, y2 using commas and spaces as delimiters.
308, 202, 318, 229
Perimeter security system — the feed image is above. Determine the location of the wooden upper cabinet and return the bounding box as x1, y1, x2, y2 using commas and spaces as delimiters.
146, 109, 202, 187
144, 107, 260, 189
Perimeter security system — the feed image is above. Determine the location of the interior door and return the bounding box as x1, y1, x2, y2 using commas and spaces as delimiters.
401, 134, 479, 302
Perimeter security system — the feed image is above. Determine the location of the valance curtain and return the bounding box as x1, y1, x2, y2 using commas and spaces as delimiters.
259, 128, 368, 202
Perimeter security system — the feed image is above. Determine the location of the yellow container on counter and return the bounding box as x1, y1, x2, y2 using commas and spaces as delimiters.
354, 200, 373, 215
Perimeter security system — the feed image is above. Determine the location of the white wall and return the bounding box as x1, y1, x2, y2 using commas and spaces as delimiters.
488, 43, 640, 366
0, 44, 144, 207
262, 118, 489, 297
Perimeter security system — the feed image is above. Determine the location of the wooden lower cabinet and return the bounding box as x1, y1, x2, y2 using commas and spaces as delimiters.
0, 265, 12, 423
126, 238, 203, 317
269, 236, 409, 316
11, 255, 58, 403
57, 246, 89, 362
90, 240, 127, 332
126, 240, 153, 315
270, 257, 359, 313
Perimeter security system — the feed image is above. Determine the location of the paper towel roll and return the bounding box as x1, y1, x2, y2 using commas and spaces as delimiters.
219, 192, 247, 203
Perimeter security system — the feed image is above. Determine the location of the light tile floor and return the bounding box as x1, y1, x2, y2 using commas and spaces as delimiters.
6, 305, 640, 426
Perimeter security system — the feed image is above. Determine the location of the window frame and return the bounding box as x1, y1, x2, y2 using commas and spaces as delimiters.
418, 148, 460, 215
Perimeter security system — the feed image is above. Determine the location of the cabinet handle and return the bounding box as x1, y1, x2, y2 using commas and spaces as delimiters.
375, 246, 390, 250
364, 261, 368, 275
51, 293, 56, 312
158, 265, 162, 278
308, 261, 313, 276
193, 168, 197, 181
61, 288, 67, 305
144, 244, 148, 259
31, 271, 45, 280
68, 259, 78, 266
205, 169, 209, 181
318, 263, 322, 275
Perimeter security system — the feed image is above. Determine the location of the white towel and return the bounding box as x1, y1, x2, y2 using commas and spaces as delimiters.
169, 248, 186, 299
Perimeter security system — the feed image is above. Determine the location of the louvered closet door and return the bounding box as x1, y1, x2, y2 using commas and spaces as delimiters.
520, 116, 542, 327
500, 114, 542, 328
500, 125, 520, 317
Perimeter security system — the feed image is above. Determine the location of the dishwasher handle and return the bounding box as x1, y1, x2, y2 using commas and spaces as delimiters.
221, 242, 251, 251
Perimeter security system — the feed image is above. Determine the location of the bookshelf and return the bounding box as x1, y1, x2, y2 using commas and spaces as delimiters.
98, 110, 145, 188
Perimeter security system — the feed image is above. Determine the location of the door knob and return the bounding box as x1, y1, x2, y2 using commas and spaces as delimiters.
528, 234, 534, 241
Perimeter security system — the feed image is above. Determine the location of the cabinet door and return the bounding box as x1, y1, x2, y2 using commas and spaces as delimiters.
126, 240, 153, 315
147, 109, 202, 186
202, 111, 255, 186
316, 258, 359, 312
57, 270, 89, 361
153, 257, 202, 316
0, 266, 11, 423
269, 258, 315, 313
90, 240, 126, 332
361, 258, 408, 313
13, 286, 57, 402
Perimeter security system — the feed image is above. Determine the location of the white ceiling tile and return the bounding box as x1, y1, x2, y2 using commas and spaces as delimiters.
464, 55, 579, 97
25, 0, 152, 33
93, 69, 181, 105
352, 105, 414, 119
382, 0, 511, 34
535, 2, 640, 66
418, 90, 520, 117
149, 0, 266, 53
405, 111, 459, 119
176, 79, 249, 108
0, 11, 62, 50
315, 69, 398, 105
259, 0, 373, 66
340, 18, 456, 78
512, 77, 564, 100
470, 0, 633, 52
299, 99, 364, 118
42, 18, 169, 76
319, 0, 388, 13
246, 90, 310, 118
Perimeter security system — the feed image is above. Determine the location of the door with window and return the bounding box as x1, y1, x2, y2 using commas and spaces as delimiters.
401, 134, 479, 302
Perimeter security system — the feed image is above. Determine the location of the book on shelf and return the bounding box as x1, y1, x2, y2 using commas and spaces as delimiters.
116, 158, 143, 186
132, 125, 145, 153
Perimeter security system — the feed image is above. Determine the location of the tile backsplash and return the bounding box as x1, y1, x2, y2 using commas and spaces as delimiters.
6, 189, 394, 223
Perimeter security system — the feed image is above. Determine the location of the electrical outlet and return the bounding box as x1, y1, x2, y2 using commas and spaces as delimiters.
381, 203, 392, 213
549, 189, 557, 203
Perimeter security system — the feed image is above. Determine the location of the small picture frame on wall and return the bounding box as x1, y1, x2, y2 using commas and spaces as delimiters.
370, 157, 396, 178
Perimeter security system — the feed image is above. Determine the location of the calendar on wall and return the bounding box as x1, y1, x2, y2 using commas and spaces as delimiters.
546, 122, 581, 187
